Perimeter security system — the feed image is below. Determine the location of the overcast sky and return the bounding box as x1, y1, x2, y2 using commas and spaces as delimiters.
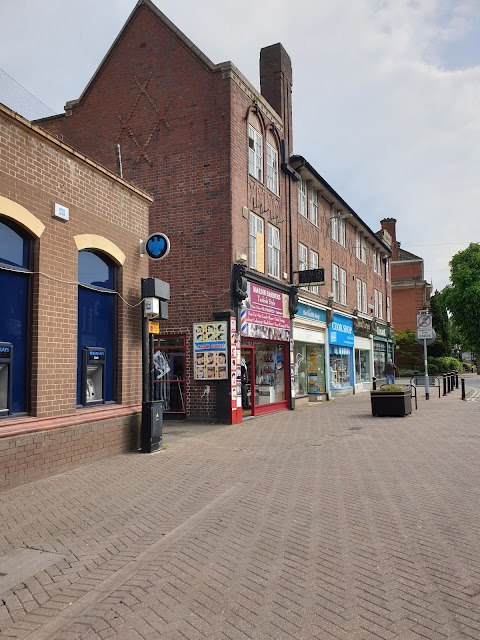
1, 0, 479, 292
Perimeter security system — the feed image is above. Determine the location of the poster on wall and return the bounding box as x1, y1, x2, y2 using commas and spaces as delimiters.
193, 322, 228, 380
241, 282, 291, 340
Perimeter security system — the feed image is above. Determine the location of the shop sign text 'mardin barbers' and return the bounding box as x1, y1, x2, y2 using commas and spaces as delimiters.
242, 282, 291, 340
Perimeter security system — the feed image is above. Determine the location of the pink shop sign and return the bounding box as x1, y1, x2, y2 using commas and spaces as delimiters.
244, 282, 291, 332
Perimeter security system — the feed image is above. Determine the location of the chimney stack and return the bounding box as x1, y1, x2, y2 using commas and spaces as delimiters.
260, 43, 293, 153
380, 218, 399, 259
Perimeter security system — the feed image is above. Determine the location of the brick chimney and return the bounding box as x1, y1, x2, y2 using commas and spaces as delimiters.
380, 218, 399, 259
260, 43, 293, 154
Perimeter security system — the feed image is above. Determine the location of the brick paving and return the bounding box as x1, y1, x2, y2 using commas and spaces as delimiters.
0, 382, 479, 639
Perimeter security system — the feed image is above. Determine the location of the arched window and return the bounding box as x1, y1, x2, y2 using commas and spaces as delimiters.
77, 250, 117, 405
0, 218, 32, 414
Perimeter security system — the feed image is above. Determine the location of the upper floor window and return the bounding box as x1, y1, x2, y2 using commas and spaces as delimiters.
248, 124, 263, 182
340, 268, 347, 305
386, 295, 391, 322
362, 281, 367, 314
332, 263, 339, 302
356, 278, 367, 313
310, 249, 319, 294
361, 236, 367, 263
298, 179, 307, 218
267, 223, 280, 279
298, 243, 308, 274
374, 289, 379, 317
338, 217, 346, 247
331, 209, 339, 243
266, 142, 279, 195
385, 259, 390, 282
249, 212, 265, 272
378, 290, 384, 320
355, 231, 361, 259
308, 189, 318, 226
373, 248, 381, 274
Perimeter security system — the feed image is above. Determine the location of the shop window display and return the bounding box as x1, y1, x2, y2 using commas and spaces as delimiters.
294, 344, 307, 396
374, 343, 386, 379
355, 349, 371, 382
255, 343, 285, 404
330, 353, 351, 388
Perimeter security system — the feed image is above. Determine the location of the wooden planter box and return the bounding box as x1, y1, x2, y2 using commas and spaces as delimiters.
371, 389, 412, 417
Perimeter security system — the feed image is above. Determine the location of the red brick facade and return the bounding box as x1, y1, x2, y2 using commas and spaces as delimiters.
380, 218, 432, 332
38, 0, 392, 419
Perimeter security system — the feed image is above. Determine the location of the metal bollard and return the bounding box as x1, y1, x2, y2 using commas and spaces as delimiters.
451, 371, 455, 390
455, 371, 459, 389
447, 373, 451, 393
372, 376, 377, 391
461, 377, 466, 400
443, 374, 447, 396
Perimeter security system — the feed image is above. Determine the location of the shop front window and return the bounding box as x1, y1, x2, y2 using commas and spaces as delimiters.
153, 335, 186, 414
355, 349, 371, 382
330, 350, 351, 388
294, 343, 307, 396
307, 345, 326, 393
254, 342, 285, 404
374, 342, 386, 379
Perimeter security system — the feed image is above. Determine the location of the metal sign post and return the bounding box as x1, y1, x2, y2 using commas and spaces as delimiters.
415, 311, 434, 401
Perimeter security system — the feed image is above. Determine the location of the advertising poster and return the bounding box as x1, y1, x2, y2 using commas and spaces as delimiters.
193, 322, 228, 380
230, 317, 237, 408
241, 282, 291, 340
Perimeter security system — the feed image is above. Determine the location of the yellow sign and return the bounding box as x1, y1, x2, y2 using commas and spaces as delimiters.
149, 321, 160, 334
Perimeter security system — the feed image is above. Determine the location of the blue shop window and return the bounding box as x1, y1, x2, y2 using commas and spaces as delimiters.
0, 220, 29, 268
77, 251, 117, 406
78, 250, 115, 289
0, 219, 31, 414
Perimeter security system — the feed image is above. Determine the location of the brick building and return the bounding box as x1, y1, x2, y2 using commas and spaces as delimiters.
0, 103, 151, 489
380, 218, 432, 332
37, 0, 393, 421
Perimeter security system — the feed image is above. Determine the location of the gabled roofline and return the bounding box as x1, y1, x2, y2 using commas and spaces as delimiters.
289, 154, 391, 254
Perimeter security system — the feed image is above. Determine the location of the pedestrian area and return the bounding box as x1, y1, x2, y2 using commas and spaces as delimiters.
1, 383, 480, 640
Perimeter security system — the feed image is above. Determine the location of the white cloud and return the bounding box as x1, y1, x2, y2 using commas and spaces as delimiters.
1, 0, 479, 290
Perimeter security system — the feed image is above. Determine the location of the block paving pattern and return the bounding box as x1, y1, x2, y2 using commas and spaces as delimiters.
1, 384, 480, 639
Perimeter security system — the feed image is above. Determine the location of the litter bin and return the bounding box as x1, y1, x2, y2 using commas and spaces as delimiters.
141, 400, 163, 453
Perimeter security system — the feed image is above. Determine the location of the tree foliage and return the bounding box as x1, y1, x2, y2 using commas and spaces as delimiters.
395, 329, 423, 370
443, 243, 480, 358
428, 290, 451, 357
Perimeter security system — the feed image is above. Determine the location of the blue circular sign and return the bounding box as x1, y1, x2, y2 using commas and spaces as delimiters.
145, 233, 170, 260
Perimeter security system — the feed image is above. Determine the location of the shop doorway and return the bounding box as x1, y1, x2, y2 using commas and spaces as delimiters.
241, 346, 254, 417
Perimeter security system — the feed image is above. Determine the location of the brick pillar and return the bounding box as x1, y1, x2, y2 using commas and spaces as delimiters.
380, 218, 399, 260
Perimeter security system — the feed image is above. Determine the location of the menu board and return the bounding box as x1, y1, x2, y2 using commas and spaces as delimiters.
193, 322, 228, 380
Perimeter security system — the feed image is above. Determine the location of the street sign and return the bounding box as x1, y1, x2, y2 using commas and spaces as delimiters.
416, 312, 432, 328
415, 328, 436, 345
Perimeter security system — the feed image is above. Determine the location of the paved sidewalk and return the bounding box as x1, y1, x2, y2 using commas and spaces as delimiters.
1, 384, 479, 639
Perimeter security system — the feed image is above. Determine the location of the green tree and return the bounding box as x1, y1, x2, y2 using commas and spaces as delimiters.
395, 329, 423, 370
428, 290, 451, 357
443, 243, 480, 362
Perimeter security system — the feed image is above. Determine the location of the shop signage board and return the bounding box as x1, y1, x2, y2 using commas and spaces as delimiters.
328, 313, 354, 347
193, 322, 228, 380
241, 282, 291, 341
354, 316, 372, 338
296, 303, 326, 324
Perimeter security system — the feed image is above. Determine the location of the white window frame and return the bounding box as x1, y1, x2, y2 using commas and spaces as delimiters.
267, 223, 280, 279
298, 180, 307, 218
266, 142, 279, 195
248, 124, 263, 182
308, 189, 318, 226
298, 242, 308, 273
340, 268, 347, 305
378, 290, 383, 319
332, 263, 339, 302
310, 249, 319, 294
385, 259, 390, 282
331, 209, 339, 243
249, 211, 264, 271
373, 249, 380, 273
374, 289, 379, 317
362, 281, 367, 314
338, 217, 346, 247
356, 278, 362, 311
386, 295, 391, 322
355, 231, 361, 259
361, 236, 367, 263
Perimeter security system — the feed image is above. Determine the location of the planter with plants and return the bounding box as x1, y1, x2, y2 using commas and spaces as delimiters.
371, 384, 412, 417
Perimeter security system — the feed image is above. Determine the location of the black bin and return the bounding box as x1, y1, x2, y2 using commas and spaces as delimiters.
141, 400, 163, 453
